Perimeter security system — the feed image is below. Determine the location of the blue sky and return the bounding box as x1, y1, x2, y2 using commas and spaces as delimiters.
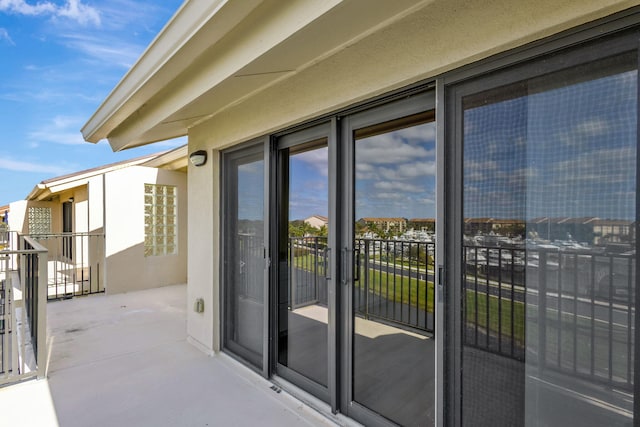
464, 64, 636, 221
0, 0, 185, 206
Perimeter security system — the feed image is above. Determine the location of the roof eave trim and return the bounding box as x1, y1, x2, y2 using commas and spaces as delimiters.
81, 0, 244, 145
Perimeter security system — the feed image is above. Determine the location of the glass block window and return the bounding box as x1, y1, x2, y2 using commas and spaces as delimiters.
144, 184, 177, 256
28, 207, 52, 235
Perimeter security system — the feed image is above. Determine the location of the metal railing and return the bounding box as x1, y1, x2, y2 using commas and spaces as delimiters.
463, 244, 636, 391
354, 238, 436, 333
241, 233, 636, 392
0, 234, 48, 385
289, 237, 328, 309
25, 233, 105, 300
287, 236, 436, 333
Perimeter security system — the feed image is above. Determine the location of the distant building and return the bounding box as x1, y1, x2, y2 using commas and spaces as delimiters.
593, 219, 634, 244
464, 217, 494, 235
360, 217, 407, 234
0, 205, 8, 224
408, 218, 435, 232
303, 214, 328, 229
529, 217, 599, 243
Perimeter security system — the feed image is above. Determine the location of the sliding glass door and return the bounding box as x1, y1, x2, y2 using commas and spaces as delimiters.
452, 43, 637, 426
222, 144, 268, 371
342, 92, 438, 426
222, 91, 441, 425
274, 124, 334, 401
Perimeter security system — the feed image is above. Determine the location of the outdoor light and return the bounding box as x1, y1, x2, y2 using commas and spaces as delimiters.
189, 150, 207, 167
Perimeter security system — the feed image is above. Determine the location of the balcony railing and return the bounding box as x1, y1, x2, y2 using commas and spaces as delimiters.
24, 233, 105, 300
464, 244, 635, 391
285, 236, 635, 392
354, 238, 436, 333
288, 237, 436, 333
0, 233, 48, 385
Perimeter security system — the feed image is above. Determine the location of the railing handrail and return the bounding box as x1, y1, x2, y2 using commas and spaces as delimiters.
23, 232, 105, 238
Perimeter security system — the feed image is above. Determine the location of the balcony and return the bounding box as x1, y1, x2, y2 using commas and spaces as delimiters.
0, 235, 633, 426
0, 284, 338, 427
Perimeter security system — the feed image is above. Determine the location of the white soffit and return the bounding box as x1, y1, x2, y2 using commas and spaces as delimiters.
82, 0, 429, 151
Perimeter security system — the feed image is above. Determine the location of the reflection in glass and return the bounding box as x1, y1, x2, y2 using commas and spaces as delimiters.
277, 141, 329, 388
224, 152, 265, 369
462, 52, 636, 426
353, 112, 436, 426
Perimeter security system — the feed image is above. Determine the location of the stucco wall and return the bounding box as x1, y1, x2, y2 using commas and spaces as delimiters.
186, 150, 218, 353
186, 2, 638, 353
8, 199, 60, 235
104, 166, 187, 294
8, 200, 27, 234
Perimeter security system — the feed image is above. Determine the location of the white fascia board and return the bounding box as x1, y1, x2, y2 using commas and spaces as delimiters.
26, 184, 48, 201
81, 0, 262, 145
38, 181, 88, 201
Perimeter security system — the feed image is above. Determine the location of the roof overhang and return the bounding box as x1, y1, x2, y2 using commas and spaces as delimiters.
26, 153, 162, 201
141, 144, 188, 171
81, 0, 430, 151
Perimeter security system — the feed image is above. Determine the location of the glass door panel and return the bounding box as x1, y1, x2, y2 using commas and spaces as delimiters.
275, 126, 331, 399
350, 110, 437, 426
223, 147, 266, 370
460, 51, 637, 426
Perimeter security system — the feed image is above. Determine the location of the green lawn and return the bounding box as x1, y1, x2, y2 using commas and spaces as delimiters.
294, 252, 527, 344
465, 289, 525, 346
356, 267, 435, 313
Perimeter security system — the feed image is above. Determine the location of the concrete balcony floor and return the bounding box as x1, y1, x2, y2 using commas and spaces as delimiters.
0, 284, 338, 427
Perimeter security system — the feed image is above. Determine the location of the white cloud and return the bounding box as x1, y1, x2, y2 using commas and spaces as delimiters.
0, 27, 14, 45
374, 181, 424, 193
295, 146, 329, 177
357, 132, 435, 165
0, 0, 100, 25
60, 32, 142, 68
56, 0, 100, 26
28, 115, 86, 146
0, 156, 69, 174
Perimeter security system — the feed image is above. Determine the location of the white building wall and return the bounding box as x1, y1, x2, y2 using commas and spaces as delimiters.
104, 165, 187, 294
8, 200, 27, 234
87, 175, 105, 234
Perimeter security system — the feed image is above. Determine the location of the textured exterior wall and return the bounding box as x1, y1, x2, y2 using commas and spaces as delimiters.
104, 166, 188, 294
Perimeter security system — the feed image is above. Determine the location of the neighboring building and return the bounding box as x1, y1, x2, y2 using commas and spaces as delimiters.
463, 217, 494, 236
529, 216, 601, 244
0, 205, 8, 246
9, 145, 188, 294
593, 219, 635, 245
303, 214, 328, 229
82, 2, 640, 426
408, 218, 436, 232
359, 217, 407, 234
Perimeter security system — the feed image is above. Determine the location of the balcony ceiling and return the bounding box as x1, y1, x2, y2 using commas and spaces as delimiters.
81, 0, 429, 151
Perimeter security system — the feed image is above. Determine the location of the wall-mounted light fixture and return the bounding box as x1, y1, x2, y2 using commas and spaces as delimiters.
189, 150, 207, 167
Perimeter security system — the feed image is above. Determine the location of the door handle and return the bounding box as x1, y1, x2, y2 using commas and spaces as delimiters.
354, 248, 361, 282
324, 247, 331, 280
437, 265, 444, 303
